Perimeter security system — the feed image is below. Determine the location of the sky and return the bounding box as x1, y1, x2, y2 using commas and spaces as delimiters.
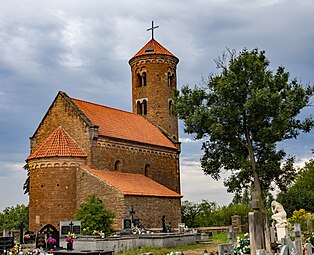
0, 0, 314, 211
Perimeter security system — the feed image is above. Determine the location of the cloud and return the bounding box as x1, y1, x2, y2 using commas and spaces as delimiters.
0, 0, 313, 210
0, 161, 26, 177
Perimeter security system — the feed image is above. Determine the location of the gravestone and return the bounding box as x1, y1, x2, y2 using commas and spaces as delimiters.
279, 245, 289, 255
226, 226, 236, 255
36, 233, 46, 248
304, 243, 312, 255
231, 215, 241, 228
218, 244, 232, 255
0, 237, 14, 252
281, 237, 297, 255
256, 249, 267, 255
123, 219, 132, 230
133, 219, 140, 227
60, 221, 81, 235
178, 223, 185, 233
291, 224, 302, 255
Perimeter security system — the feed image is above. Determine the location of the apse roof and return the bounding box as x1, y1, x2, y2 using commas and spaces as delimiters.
27, 126, 87, 161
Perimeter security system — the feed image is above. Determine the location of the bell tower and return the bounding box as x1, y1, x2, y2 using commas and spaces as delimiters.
129, 22, 179, 141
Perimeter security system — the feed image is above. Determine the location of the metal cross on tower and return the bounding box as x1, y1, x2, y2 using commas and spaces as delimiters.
147, 21, 159, 40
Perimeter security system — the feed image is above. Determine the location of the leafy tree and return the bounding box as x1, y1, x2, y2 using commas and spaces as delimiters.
181, 199, 250, 227
175, 48, 313, 250
75, 194, 115, 235
277, 159, 314, 216
175, 48, 314, 209
0, 204, 29, 231
181, 200, 201, 227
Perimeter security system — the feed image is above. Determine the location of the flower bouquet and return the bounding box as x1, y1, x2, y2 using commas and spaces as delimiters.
46, 237, 57, 250
66, 232, 76, 250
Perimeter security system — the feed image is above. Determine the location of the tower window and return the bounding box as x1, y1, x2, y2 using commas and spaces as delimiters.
136, 99, 148, 116
137, 101, 142, 114
142, 72, 147, 86
169, 100, 174, 116
137, 73, 142, 87
136, 72, 147, 87
143, 100, 147, 115
114, 160, 122, 171
168, 72, 173, 87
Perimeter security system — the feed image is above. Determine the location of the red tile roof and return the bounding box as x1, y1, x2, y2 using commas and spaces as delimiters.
130, 39, 176, 59
71, 98, 176, 149
26, 126, 87, 161
82, 165, 182, 198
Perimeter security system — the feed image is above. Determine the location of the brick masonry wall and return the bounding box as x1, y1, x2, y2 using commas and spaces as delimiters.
29, 164, 78, 231
130, 55, 179, 140
29, 93, 92, 165
76, 167, 126, 230
125, 196, 182, 229
91, 139, 180, 194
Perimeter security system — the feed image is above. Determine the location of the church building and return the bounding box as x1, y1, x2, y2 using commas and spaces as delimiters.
26, 30, 182, 231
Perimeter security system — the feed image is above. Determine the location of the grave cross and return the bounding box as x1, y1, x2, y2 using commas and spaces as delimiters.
227, 225, 236, 255
147, 21, 159, 40
69, 221, 74, 233
129, 206, 135, 226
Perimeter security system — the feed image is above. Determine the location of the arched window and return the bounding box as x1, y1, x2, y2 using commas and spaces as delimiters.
168, 72, 173, 87
114, 160, 122, 171
145, 164, 152, 177
137, 73, 142, 87
169, 100, 174, 116
142, 72, 147, 86
143, 100, 147, 115
137, 101, 142, 115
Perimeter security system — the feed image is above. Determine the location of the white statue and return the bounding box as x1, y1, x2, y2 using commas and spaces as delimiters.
271, 201, 288, 228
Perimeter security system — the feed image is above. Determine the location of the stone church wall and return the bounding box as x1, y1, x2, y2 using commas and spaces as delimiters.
29, 164, 78, 231
76, 167, 126, 230
91, 139, 180, 193
130, 54, 179, 140
30, 94, 92, 164
125, 196, 182, 229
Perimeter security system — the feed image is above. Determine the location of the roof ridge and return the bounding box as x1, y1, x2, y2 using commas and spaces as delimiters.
71, 97, 135, 116
71, 97, 166, 132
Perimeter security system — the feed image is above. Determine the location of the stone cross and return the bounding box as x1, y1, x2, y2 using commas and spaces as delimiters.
291, 224, 302, 255
69, 221, 74, 233
147, 21, 159, 40
129, 206, 135, 226
226, 225, 236, 255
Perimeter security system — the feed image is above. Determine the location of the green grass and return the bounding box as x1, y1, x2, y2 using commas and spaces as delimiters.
115, 232, 245, 255
116, 244, 207, 255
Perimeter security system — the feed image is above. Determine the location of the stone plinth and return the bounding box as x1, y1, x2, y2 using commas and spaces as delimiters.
276, 227, 288, 242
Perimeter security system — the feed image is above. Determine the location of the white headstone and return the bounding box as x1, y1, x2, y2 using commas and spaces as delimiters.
276, 226, 288, 242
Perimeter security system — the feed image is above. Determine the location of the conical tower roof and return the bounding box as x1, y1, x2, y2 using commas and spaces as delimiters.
26, 126, 87, 161
130, 39, 178, 61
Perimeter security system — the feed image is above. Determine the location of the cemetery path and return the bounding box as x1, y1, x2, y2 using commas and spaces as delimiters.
183, 243, 219, 255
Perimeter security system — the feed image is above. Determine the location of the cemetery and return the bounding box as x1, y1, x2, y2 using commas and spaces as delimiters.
0, 201, 314, 255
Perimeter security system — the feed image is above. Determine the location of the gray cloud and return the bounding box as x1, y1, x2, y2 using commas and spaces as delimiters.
0, 0, 313, 210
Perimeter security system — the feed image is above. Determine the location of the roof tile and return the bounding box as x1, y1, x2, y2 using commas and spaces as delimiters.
71, 98, 176, 149
130, 39, 176, 59
82, 165, 182, 198
26, 126, 87, 160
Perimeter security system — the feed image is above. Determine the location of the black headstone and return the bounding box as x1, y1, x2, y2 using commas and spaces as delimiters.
133, 219, 140, 227
61, 226, 71, 235
72, 225, 81, 235
123, 219, 132, 229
